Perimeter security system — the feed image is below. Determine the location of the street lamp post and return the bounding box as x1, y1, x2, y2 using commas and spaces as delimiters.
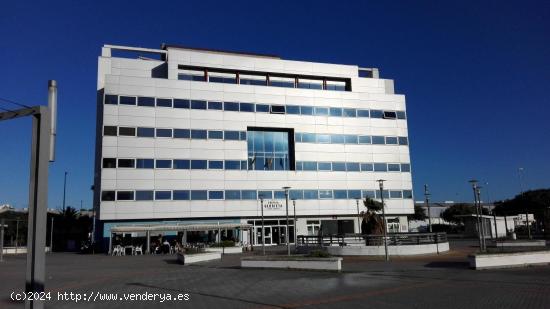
476, 186, 487, 250
356, 199, 361, 234
424, 184, 432, 233
518, 168, 531, 239
293, 199, 297, 248
260, 196, 265, 256
469, 180, 485, 252
376, 179, 389, 261
282, 186, 291, 256
485, 182, 498, 239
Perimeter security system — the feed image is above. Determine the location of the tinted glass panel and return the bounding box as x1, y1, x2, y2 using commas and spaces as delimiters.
173, 99, 190, 109
256, 104, 270, 112
348, 190, 361, 199
332, 162, 346, 171
173, 190, 190, 200
137, 97, 155, 107
191, 190, 207, 200
156, 128, 172, 138
360, 163, 374, 171
156, 98, 172, 107
396, 111, 407, 119
224, 160, 240, 170
357, 109, 370, 118
344, 135, 358, 144
136, 191, 154, 201
399, 137, 409, 145
155, 191, 171, 200
390, 190, 403, 198
173, 159, 190, 169
119, 127, 136, 136
388, 163, 401, 172
119, 96, 136, 105
303, 161, 317, 171
240, 131, 247, 140
372, 136, 385, 144
240, 103, 255, 112
209, 191, 224, 200
289, 190, 303, 200
358, 136, 371, 144
155, 160, 172, 169
258, 191, 273, 199
315, 107, 329, 116
270, 80, 294, 88
301, 133, 316, 143
208, 101, 223, 110
272, 190, 284, 199
101, 191, 115, 201
318, 162, 332, 171
384, 111, 397, 119
208, 160, 223, 169
403, 190, 413, 199
224, 131, 240, 140
241, 190, 257, 200
343, 108, 356, 117
300, 106, 314, 115
191, 130, 207, 139
362, 190, 376, 198
191, 100, 207, 110
102, 158, 116, 168
329, 108, 342, 117
303, 190, 318, 199
209, 75, 236, 84
370, 110, 384, 118
173, 129, 190, 139
374, 163, 388, 172
136, 159, 154, 169
386, 137, 398, 145
224, 102, 239, 111
240, 78, 266, 86
208, 130, 223, 139
317, 134, 330, 143
319, 190, 333, 199
137, 127, 155, 137
334, 190, 348, 199
401, 163, 411, 172
104, 95, 118, 105
346, 162, 360, 171
117, 159, 135, 168
330, 135, 345, 144
286, 105, 300, 115
226, 190, 241, 200
191, 160, 207, 169
270, 105, 285, 114
117, 191, 134, 201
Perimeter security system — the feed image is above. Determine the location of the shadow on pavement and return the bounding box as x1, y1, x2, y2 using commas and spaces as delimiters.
424, 261, 470, 269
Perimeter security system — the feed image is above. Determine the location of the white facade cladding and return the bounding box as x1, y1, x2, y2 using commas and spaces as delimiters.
93, 44, 414, 245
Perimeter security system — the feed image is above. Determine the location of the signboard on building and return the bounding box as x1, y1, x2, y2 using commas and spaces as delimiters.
264, 200, 283, 209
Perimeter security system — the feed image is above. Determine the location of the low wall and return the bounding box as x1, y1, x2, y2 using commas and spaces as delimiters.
241, 256, 342, 271
323, 242, 449, 256
1, 247, 51, 254
204, 247, 243, 254
469, 250, 550, 270
177, 252, 221, 265
491, 240, 546, 248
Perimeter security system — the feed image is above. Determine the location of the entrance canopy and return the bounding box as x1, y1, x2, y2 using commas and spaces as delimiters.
111, 222, 253, 233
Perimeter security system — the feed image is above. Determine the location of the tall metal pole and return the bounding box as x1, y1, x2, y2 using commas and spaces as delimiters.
485, 183, 498, 239
477, 186, 487, 251
356, 199, 361, 233
469, 180, 484, 252
377, 179, 389, 261
16, 220, 20, 254
293, 200, 297, 247
62, 171, 67, 213
283, 186, 291, 256
0, 219, 5, 262
424, 184, 432, 233
50, 217, 54, 252
260, 197, 265, 256
518, 168, 531, 239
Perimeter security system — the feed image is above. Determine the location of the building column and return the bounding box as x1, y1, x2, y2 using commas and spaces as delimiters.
108, 232, 113, 255
183, 230, 187, 246
145, 231, 150, 254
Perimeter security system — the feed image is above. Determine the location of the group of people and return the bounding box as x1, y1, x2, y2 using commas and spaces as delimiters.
150, 237, 183, 254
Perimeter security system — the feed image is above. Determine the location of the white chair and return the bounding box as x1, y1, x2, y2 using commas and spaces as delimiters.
135, 245, 143, 255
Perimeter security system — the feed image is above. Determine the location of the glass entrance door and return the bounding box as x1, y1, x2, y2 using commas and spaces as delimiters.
264, 227, 272, 245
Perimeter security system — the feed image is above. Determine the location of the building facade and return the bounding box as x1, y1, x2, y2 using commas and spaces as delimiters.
93, 44, 414, 247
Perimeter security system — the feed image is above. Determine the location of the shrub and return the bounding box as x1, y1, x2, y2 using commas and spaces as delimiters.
210, 240, 235, 247
307, 250, 331, 258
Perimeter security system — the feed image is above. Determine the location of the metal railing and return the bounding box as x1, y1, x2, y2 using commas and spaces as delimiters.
297, 232, 447, 247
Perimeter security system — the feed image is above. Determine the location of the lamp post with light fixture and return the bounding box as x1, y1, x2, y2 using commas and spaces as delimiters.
282, 186, 291, 256
376, 179, 389, 261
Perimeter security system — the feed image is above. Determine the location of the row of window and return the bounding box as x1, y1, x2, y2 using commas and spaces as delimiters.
101, 189, 413, 202
177, 67, 349, 91
102, 157, 411, 173
104, 95, 406, 120
102, 125, 408, 146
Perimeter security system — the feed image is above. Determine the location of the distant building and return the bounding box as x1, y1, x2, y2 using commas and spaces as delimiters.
409, 201, 495, 232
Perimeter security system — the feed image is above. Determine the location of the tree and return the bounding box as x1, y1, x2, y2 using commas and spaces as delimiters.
360, 198, 385, 236
440, 203, 488, 225
408, 205, 427, 221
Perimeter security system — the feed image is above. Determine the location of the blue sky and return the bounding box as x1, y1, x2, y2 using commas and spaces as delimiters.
0, 0, 549, 209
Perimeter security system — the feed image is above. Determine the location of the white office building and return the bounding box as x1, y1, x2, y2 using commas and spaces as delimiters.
93, 44, 414, 247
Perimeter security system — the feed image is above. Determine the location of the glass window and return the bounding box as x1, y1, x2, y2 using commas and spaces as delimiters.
390, 190, 403, 199
297, 79, 323, 89
155, 160, 172, 169
117, 159, 135, 168
225, 160, 241, 170
300, 106, 314, 115
294, 132, 302, 142
328, 162, 344, 171
240, 74, 267, 86
274, 190, 285, 199
317, 134, 330, 144
289, 190, 303, 200
218, 190, 237, 200
173, 99, 190, 109
318, 162, 332, 171
156, 128, 172, 138
374, 163, 388, 172
403, 190, 413, 199
286, 105, 300, 115
224, 102, 239, 111
303, 161, 318, 171
348, 190, 361, 199
208, 191, 224, 200
357, 109, 370, 118
303, 190, 318, 199
135, 190, 154, 201
239, 131, 247, 140
208, 101, 223, 110
239, 103, 255, 112
137, 127, 155, 137
370, 110, 384, 118
343, 108, 357, 117
376, 190, 390, 199
191, 130, 207, 139
386, 137, 398, 145
156, 98, 172, 107
334, 190, 348, 199
319, 190, 333, 199
256, 104, 270, 113
224, 131, 240, 140
396, 111, 407, 119
155, 191, 172, 200
241, 160, 248, 170
372, 136, 385, 144
117, 191, 134, 201
270, 105, 285, 114
301, 133, 316, 143
102, 158, 116, 168
119, 96, 136, 105
208, 160, 223, 169
137, 96, 155, 107
358, 136, 371, 144
401, 163, 411, 172
191, 100, 207, 110
388, 163, 401, 172
258, 191, 273, 199
346, 162, 360, 172
330, 134, 345, 144
136, 159, 154, 169
178, 69, 205, 81
269, 76, 295, 88
208, 130, 223, 139
191, 190, 208, 200
383, 111, 397, 119
173, 190, 190, 200
173, 159, 190, 169
191, 160, 207, 169
241, 190, 257, 200
119, 127, 136, 136
208, 72, 236, 84
326, 80, 346, 91
362, 190, 376, 199
247, 130, 290, 171
360, 163, 374, 172
173, 129, 190, 139
104, 95, 118, 105
329, 107, 342, 117
314, 107, 329, 116
101, 191, 116, 201
344, 135, 358, 144
295, 162, 303, 171
399, 137, 409, 145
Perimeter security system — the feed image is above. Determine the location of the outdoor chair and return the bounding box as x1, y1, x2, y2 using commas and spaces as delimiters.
135, 245, 143, 255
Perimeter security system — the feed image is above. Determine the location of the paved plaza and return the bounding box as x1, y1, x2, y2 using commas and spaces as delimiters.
1, 240, 550, 308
